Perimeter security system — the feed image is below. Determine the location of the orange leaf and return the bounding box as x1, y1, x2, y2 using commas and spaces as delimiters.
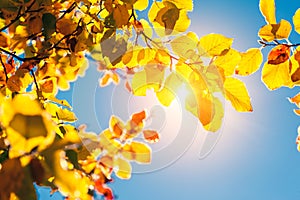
109, 116, 124, 138
130, 110, 146, 126
95, 179, 114, 200
289, 92, 300, 107
267, 44, 290, 65
143, 130, 160, 143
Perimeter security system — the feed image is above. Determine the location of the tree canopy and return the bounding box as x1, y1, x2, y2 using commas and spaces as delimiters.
0, 0, 299, 199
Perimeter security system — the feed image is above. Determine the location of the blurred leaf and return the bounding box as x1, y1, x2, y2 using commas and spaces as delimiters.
156, 72, 183, 106
42, 13, 56, 39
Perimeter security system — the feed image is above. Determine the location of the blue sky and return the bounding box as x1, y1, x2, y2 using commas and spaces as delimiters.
38, 0, 300, 199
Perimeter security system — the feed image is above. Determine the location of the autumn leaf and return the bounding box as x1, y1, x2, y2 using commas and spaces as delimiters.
259, 0, 276, 24
114, 157, 131, 179
203, 97, 224, 132
258, 20, 292, 42
143, 130, 160, 143
156, 72, 183, 106
113, 4, 130, 28
122, 141, 151, 164
148, 0, 192, 35
170, 32, 198, 60
214, 48, 241, 76
289, 92, 300, 107
293, 9, 300, 34
198, 33, 233, 57
131, 64, 165, 96
235, 48, 263, 76
262, 60, 291, 90
267, 44, 290, 65
224, 77, 252, 112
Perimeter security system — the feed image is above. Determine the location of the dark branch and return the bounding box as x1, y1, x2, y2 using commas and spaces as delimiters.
0, 55, 8, 83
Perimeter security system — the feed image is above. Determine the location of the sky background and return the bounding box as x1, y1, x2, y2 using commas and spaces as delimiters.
38, 0, 300, 199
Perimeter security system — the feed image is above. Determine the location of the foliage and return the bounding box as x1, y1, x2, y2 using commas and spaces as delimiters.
257, 0, 300, 151
0, 0, 298, 199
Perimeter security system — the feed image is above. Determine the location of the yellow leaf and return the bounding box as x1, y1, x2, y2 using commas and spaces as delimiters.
235, 48, 263, 76
293, 9, 300, 34
44, 102, 77, 122
109, 115, 124, 138
156, 72, 183, 106
99, 129, 121, 155
261, 60, 291, 90
130, 141, 151, 164
224, 77, 252, 112
170, 32, 198, 60
148, 1, 191, 36
167, 0, 193, 11
259, 0, 276, 24
46, 96, 72, 108
276, 20, 292, 39
1, 95, 55, 158
175, 62, 194, 80
114, 157, 131, 179
134, 0, 149, 11
131, 65, 165, 96
258, 20, 292, 42
214, 48, 241, 76
50, 151, 92, 199
99, 71, 120, 87
198, 33, 233, 57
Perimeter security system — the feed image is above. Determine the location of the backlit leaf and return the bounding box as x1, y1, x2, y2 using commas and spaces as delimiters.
262, 60, 291, 90
259, 0, 276, 24
170, 32, 198, 60
114, 157, 131, 179
293, 9, 300, 34
203, 97, 224, 132
289, 92, 300, 107
224, 77, 252, 112
258, 20, 292, 42
198, 33, 233, 57
156, 72, 183, 106
143, 130, 160, 143
267, 44, 290, 65
214, 48, 241, 76
235, 48, 263, 76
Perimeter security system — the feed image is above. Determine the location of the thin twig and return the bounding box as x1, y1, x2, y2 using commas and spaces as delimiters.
0, 0, 37, 32
0, 48, 47, 62
0, 55, 8, 82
